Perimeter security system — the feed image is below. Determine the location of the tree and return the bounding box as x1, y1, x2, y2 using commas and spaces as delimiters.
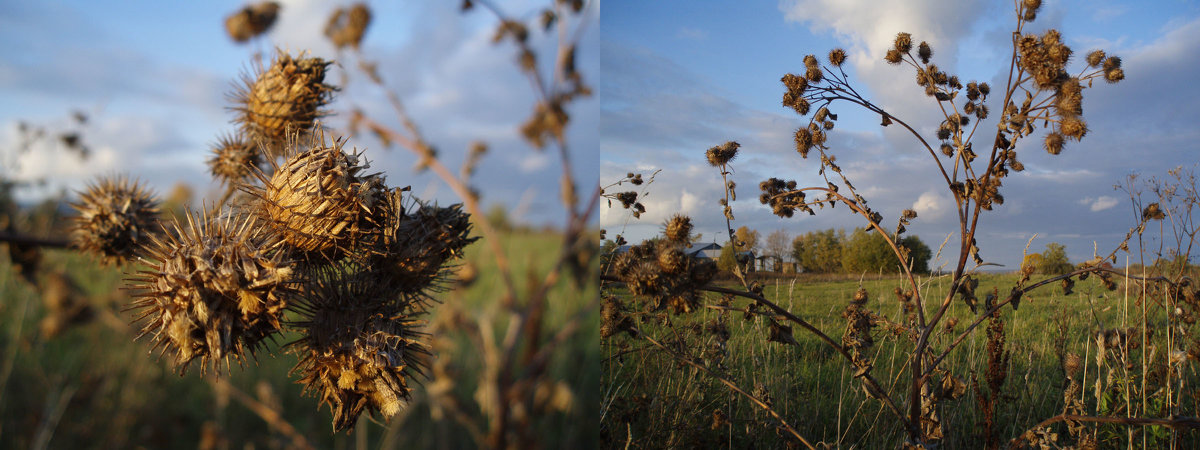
764, 229, 791, 271
901, 235, 932, 274
734, 226, 760, 253
1040, 242, 1072, 275
717, 241, 738, 273
841, 229, 932, 274
792, 228, 845, 273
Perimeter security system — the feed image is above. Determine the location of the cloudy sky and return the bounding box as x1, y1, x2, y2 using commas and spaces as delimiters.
600, 0, 1200, 270
0, 0, 597, 227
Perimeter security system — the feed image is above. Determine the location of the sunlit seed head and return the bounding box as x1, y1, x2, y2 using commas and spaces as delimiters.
1044, 132, 1065, 155
884, 49, 903, 65
663, 215, 693, 244
894, 32, 913, 53
128, 209, 293, 374
1105, 67, 1125, 83
1060, 117, 1087, 140
1086, 50, 1106, 68
828, 48, 847, 67
705, 141, 740, 166
233, 52, 336, 158
252, 134, 385, 257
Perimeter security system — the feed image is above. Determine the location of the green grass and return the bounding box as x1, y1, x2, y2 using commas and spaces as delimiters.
603, 270, 1200, 448
0, 228, 597, 449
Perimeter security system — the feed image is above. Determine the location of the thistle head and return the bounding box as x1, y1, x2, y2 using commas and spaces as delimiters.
233, 52, 335, 158
325, 3, 372, 50
289, 264, 430, 432
249, 134, 386, 258
224, 2, 280, 43
71, 176, 161, 265
208, 132, 262, 186
128, 209, 294, 374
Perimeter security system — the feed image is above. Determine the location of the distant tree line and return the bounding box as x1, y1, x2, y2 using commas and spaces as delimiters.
791, 228, 932, 274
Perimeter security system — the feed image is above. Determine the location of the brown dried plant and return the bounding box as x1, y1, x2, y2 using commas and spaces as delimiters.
127, 209, 294, 374
70, 176, 161, 265
598, 0, 1200, 447
232, 52, 336, 159
224, 1, 280, 44
0, 0, 588, 444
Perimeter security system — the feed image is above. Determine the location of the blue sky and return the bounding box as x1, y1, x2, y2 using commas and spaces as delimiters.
0, 0, 597, 227
600, 0, 1200, 270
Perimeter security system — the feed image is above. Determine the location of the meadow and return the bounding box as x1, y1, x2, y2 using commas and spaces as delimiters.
0, 228, 598, 449
602, 270, 1200, 448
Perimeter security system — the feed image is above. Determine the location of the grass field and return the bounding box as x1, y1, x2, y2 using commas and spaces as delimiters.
602, 270, 1200, 448
0, 229, 598, 449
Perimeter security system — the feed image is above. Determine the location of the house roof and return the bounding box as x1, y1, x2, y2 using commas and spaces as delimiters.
685, 242, 721, 256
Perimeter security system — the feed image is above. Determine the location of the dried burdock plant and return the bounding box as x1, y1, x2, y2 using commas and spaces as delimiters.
325, 3, 372, 50
70, 176, 161, 265
288, 263, 431, 433
128, 209, 294, 374
365, 191, 476, 300
596, 0, 1200, 447
246, 133, 385, 259
207, 132, 261, 187
233, 52, 335, 158
224, 1, 281, 43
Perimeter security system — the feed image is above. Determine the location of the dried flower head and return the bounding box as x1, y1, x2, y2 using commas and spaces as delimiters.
208, 132, 262, 186
1142, 202, 1166, 221
1060, 117, 1087, 140
71, 176, 161, 265
250, 135, 386, 258
894, 32, 913, 53
128, 210, 294, 374
325, 3, 372, 50
1086, 50, 1106, 68
1063, 352, 1081, 378
663, 214, 693, 244
1044, 132, 1064, 154
705, 141, 740, 167
884, 49, 903, 64
234, 52, 335, 157
290, 264, 430, 432
367, 192, 477, 300
828, 48, 847, 67
795, 127, 814, 157
917, 41, 933, 64
225, 2, 280, 43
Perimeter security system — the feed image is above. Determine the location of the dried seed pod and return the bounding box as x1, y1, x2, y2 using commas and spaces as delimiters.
234, 52, 335, 158
251, 136, 386, 258
71, 176, 161, 265
662, 214, 693, 244
325, 3, 372, 50
128, 210, 295, 374
225, 1, 281, 43
367, 191, 477, 300
290, 264, 430, 432
208, 132, 262, 186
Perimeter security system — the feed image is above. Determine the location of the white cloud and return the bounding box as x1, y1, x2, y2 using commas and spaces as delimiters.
1079, 195, 1119, 212
779, 0, 991, 122
912, 190, 949, 220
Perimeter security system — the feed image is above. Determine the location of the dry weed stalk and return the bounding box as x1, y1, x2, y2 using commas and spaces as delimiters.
597, 0, 1200, 447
